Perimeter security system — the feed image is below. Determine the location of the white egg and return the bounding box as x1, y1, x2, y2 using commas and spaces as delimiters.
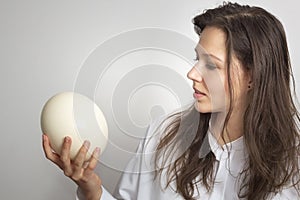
40, 92, 108, 160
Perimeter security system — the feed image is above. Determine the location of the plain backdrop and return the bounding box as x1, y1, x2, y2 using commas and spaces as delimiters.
0, 0, 299, 199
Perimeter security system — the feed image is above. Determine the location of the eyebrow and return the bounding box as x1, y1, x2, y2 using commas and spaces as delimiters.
194, 48, 224, 63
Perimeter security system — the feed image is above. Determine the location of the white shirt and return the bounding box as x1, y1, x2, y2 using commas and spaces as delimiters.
76, 116, 299, 200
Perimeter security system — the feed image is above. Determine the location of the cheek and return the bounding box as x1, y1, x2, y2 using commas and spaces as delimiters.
204, 70, 228, 110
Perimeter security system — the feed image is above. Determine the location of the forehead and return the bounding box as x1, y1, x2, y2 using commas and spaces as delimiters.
196, 26, 227, 63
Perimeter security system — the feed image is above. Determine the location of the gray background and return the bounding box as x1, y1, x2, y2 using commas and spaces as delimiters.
0, 0, 299, 199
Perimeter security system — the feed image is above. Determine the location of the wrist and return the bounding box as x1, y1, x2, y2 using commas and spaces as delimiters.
86, 188, 102, 200
78, 186, 102, 200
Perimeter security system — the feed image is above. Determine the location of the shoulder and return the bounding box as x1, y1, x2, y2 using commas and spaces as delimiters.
142, 113, 174, 152
129, 113, 177, 172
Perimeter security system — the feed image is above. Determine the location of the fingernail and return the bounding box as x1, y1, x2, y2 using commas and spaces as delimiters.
65, 136, 70, 143
42, 134, 46, 141
84, 140, 90, 149
95, 147, 101, 157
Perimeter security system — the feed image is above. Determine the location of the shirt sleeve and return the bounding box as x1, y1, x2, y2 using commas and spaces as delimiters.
113, 117, 163, 200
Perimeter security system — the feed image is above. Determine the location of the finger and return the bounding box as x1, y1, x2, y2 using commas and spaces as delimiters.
60, 136, 73, 176
86, 147, 101, 171
42, 134, 62, 168
81, 147, 101, 182
71, 140, 90, 180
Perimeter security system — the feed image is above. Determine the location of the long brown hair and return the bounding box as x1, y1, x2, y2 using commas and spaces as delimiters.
154, 2, 300, 199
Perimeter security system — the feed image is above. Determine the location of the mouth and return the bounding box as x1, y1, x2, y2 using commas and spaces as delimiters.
193, 87, 206, 99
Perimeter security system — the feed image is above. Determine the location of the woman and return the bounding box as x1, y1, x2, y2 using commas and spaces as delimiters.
42, 2, 300, 200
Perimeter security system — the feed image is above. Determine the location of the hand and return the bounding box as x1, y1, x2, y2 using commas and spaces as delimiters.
42, 134, 102, 200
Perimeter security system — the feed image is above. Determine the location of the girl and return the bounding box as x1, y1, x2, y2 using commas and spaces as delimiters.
43, 2, 300, 199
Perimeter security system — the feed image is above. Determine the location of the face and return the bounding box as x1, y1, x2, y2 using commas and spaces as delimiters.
187, 26, 250, 114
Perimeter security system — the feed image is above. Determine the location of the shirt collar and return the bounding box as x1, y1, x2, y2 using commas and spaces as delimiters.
208, 129, 244, 161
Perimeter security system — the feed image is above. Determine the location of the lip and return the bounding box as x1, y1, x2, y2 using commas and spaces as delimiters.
193, 87, 206, 99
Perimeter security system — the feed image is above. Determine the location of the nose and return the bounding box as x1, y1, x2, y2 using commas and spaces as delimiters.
187, 65, 203, 82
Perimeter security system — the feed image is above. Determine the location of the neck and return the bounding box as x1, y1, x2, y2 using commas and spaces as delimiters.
210, 110, 244, 146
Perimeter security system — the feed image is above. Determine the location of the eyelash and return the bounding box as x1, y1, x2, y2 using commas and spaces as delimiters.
194, 56, 217, 70
206, 63, 217, 70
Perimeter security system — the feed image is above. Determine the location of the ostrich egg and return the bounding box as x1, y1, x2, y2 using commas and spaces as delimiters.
40, 92, 108, 160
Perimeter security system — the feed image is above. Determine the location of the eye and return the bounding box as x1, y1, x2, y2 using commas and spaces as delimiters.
206, 62, 217, 70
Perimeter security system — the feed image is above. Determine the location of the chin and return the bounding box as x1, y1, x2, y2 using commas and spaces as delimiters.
194, 101, 212, 113
194, 101, 227, 114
